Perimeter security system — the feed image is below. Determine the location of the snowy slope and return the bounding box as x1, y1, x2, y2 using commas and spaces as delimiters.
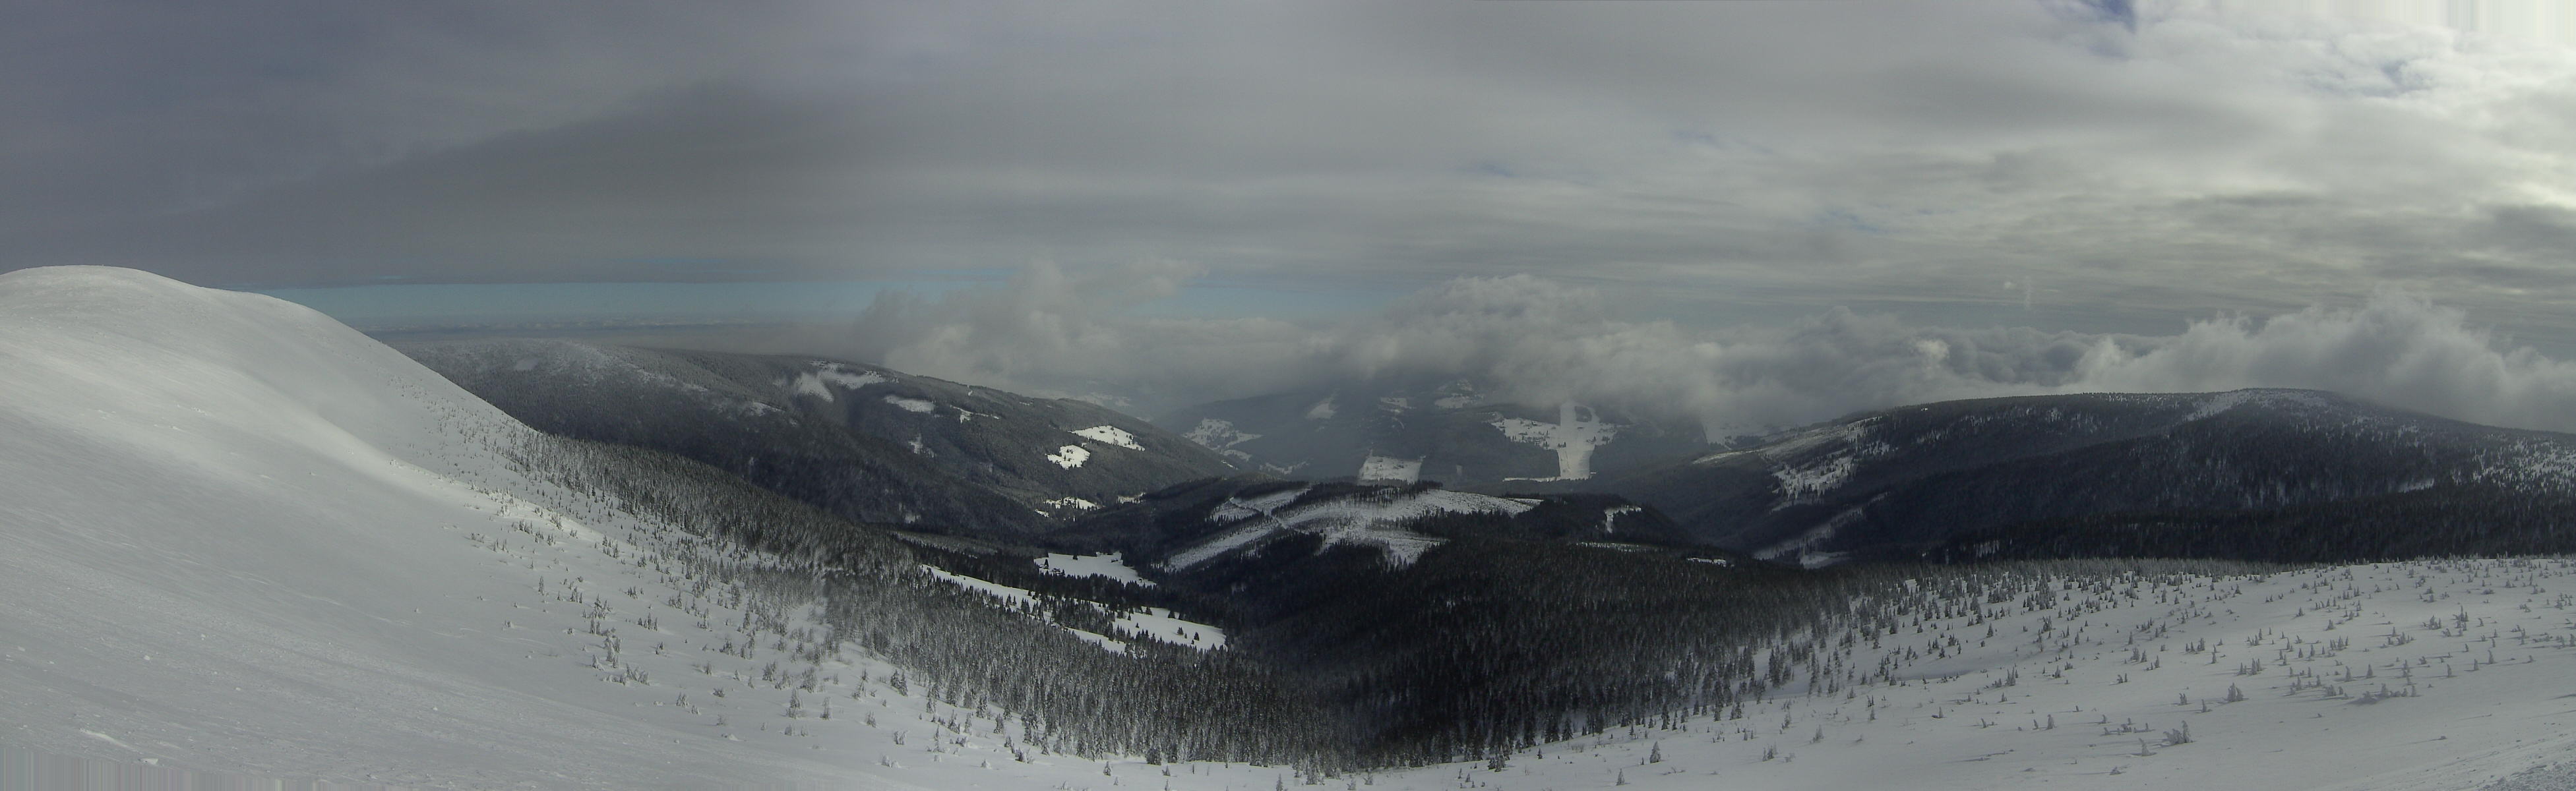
0, 267, 946, 788
0, 268, 1245, 790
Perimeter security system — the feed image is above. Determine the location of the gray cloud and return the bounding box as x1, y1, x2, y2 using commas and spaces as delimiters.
11, 2, 2576, 342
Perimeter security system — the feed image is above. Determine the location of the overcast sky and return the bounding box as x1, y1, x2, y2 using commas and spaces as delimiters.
16, 1, 2576, 429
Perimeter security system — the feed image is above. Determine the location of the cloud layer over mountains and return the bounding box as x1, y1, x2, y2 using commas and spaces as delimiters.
849, 266, 2576, 437
13, 1, 2576, 342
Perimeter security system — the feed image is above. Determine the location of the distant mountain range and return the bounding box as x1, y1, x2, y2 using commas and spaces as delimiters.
400, 339, 1240, 539
1593, 388, 2576, 566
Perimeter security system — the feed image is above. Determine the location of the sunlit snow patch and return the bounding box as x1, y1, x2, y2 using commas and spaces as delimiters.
1069, 425, 1142, 450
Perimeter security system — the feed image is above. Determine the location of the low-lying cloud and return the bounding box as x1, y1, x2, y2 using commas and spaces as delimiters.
842, 266, 2576, 437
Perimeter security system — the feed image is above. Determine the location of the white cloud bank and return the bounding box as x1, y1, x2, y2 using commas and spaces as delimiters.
845, 266, 2576, 437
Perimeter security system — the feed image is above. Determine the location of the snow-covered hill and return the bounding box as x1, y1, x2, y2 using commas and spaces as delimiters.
0, 268, 1258, 789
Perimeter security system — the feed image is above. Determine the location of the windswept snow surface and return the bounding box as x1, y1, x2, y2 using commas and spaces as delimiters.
1169, 487, 1537, 570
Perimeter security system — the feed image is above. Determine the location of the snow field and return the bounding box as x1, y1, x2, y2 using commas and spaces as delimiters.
1070, 425, 1144, 450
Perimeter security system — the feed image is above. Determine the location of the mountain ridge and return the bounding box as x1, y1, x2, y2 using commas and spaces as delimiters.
400, 337, 1241, 539
1598, 387, 2576, 565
